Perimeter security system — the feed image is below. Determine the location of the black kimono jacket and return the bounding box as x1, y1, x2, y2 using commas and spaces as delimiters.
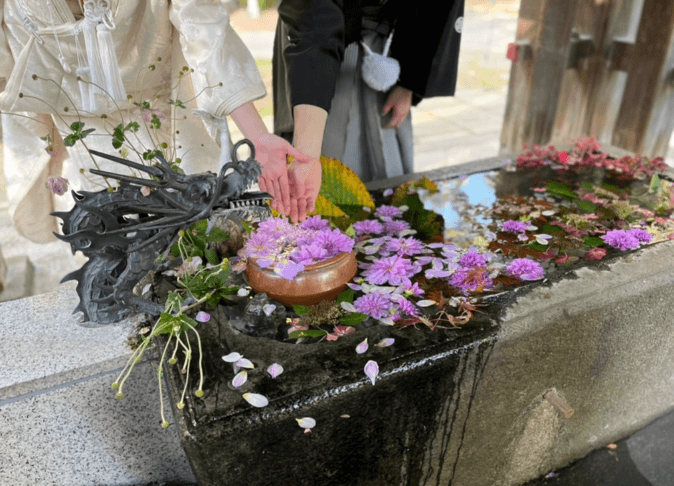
273, 0, 464, 137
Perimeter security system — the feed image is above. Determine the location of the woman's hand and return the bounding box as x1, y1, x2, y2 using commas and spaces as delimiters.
381, 86, 413, 129
287, 157, 322, 223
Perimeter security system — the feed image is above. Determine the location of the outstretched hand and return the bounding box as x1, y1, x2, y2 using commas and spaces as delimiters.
248, 133, 311, 215
287, 157, 322, 223
381, 86, 413, 129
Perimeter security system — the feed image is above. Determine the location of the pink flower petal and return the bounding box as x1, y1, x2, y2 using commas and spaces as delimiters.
195, 311, 210, 323
232, 370, 247, 388
242, 393, 268, 408
364, 360, 379, 385
222, 352, 242, 363
375, 338, 395, 347
236, 358, 255, 369
267, 363, 284, 378
356, 338, 369, 354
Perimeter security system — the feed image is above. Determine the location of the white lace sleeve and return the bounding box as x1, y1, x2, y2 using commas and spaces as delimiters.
0, 1, 16, 81
169, 0, 266, 118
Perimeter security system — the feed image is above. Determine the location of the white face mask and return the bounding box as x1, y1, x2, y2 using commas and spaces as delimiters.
361, 30, 400, 92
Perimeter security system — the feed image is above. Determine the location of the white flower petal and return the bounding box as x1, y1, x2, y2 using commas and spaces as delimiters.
398, 205, 409, 212
296, 417, 316, 429
364, 360, 379, 385
341, 302, 358, 313
362, 206, 372, 212
142, 284, 152, 295
356, 338, 369, 354
267, 363, 284, 378
232, 370, 248, 388
263, 304, 276, 316
542, 210, 556, 216
526, 225, 538, 231
378, 318, 396, 326
242, 393, 269, 408
236, 358, 255, 369
237, 287, 250, 297
376, 338, 395, 347
416, 300, 437, 307
222, 352, 243, 363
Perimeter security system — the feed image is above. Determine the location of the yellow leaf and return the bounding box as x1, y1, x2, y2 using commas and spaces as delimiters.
312, 193, 347, 218
319, 156, 375, 211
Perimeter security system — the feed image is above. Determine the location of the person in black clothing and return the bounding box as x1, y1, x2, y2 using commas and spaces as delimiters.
273, 0, 464, 222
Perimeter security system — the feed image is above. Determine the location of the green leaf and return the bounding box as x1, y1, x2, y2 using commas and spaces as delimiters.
577, 200, 597, 213
293, 305, 309, 315
164, 291, 185, 314
125, 121, 140, 133
336, 288, 354, 304
584, 236, 604, 248
540, 224, 562, 234
150, 117, 161, 129
528, 241, 549, 252
180, 315, 198, 330
204, 248, 219, 265
339, 312, 367, 326
63, 134, 77, 147
547, 181, 577, 201
648, 174, 663, 194
155, 312, 179, 335
205, 227, 229, 243
69, 121, 84, 132
581, 181, 595, 191
289, 329, 328, 339
241, 220, 253, 234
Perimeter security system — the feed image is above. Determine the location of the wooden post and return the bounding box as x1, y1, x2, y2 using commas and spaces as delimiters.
500, 0, 580, 154
612, 0, 674, 155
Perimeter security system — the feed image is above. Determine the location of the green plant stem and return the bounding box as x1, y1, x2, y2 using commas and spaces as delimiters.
157, 332, 174, 426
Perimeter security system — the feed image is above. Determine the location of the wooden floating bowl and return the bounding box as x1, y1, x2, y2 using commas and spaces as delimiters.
246, 252, 358, 307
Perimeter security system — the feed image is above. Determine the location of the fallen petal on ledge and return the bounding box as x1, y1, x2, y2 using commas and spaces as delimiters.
356, 338, 369, 354
296, 417, 316, 430
364, 360, 379, 385
232, 370, 247, 388
242, 393, 269, 408
267, 363, 284, 378
222, 352, 243, 363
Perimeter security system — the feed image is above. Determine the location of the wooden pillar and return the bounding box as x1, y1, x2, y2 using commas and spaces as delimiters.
500, 0, 580, 154
612, 0, 674, 155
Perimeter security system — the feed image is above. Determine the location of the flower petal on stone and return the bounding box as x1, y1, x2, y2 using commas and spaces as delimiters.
237, 287, 250, 297
267, 363, 284, 378
542, 210, 556, 216
341, 302, 358, 313
364, 360, 379, 385
236, 358, 255, 369
535, 234, 553, 245
376, 338, 395, 347
356, 338, 369, 354
417, 300, 437, 307
383, 188, 394, 197
140, 186, 152, 197
263, 304, 276, 316
232, 370, 247, 388
222, 352, 242, 363
195, 311, 210, 323
242, 393, 268, 408
296, 417, 316, 429
379, 317, 396, 326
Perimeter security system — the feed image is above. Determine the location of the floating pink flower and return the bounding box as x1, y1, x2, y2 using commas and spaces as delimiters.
384, 219, 411, 236
601, 229, 640, 250
274, 260, 305, 280
313, 228, 355, 257
375, 205, 403, 219
299, 215, 330, 231
290, 244, 329, 265
383, 237, 426, 256
449, 267, 495, 294
46, 176, 69, 196
362, 255, 416, 286
506, 258, 544, 281
458, 248, 490, 268
353, 293, 392, 320
353, 219, 385, 235
501, 220, 529, 233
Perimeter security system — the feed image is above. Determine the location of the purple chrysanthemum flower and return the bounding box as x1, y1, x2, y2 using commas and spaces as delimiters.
290, 244, 329, 265
425, 259, 453, 279
383, 237, 426, 256
362, 255, 417, 286
601, 229, 640, 250
353, 219, 385, 236
243, 232, 278, 259
506, 258, 545, 281
300, 215, 330, 231
628, 228, 652, 244
502, 220, 530, 233
402, 281, 425, 296
313, 228, 355, 257
384, 219, 411, 236
458, 247, 489, 268
257, 217, 293, 236
274, 260, 305, 280
449, 267, 494, 294
395, 296, 419, 316
375, 205, 403, 219
353, 293, 392, 319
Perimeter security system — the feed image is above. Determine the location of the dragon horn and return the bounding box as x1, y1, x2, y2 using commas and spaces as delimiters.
89, 150, 164, 177
89, 169, 166, 188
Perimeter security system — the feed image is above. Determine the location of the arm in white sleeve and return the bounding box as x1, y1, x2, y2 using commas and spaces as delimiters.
169, 0, 266, 118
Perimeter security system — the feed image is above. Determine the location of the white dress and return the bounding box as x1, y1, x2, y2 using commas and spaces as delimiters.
0, 0, 265, 242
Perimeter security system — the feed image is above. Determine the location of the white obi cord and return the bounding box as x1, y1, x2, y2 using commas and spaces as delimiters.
71, 0, 127, 112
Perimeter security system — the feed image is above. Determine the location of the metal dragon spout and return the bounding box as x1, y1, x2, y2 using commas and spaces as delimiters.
54, 140, 271, 325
